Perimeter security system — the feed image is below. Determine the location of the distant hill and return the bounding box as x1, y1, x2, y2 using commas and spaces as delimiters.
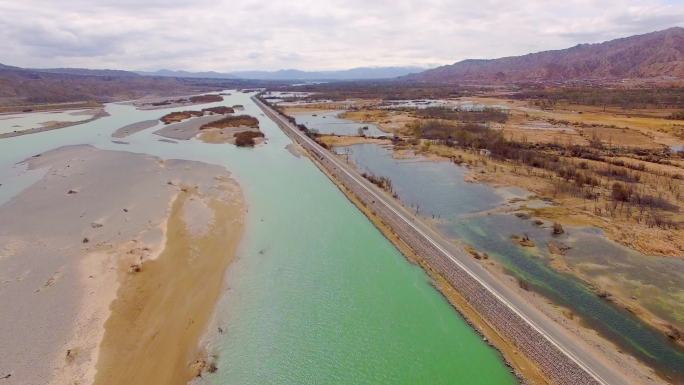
0, 63, 21, 70
140, 66, 426, 80
136, 69, 237, 79
0, 64, 201, 106
31, 67, 140, 77
0, 63, 283, 107
405, 27, 684, 84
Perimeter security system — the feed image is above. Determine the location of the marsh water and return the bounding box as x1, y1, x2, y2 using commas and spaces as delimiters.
335, 143, 684, 382
0, 93, 516, 384
292, 110, 386, 137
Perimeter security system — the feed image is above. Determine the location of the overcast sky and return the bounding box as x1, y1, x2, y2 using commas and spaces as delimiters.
0, 0, 682, 72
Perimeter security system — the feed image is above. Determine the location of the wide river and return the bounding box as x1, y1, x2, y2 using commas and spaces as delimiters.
0, 92, 516, 384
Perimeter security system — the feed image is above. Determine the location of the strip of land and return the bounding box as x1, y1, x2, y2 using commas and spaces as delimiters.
0, 108, 109, 139
111, 119, 159, 138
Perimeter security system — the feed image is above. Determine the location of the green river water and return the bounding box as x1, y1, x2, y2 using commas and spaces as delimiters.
0, 92, 516, 384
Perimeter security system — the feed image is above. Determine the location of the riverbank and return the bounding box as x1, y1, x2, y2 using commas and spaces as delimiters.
0, 145, 244, 384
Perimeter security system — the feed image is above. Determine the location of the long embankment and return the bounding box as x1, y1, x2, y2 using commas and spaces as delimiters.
253, 96, 625, 385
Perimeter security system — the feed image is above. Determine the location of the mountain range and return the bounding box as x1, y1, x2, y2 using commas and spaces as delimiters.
1, 27, 682, 107
405, 27, 684, 84
137, 66, 426, 80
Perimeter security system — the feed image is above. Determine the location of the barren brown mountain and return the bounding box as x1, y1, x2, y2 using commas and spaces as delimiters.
407, 27, 684, 84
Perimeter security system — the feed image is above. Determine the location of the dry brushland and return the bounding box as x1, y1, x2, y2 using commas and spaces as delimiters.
199, 115, 259, 130
160, 110, 204, 124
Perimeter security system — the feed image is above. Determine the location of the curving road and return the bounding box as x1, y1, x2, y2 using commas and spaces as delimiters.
254, 96, 630, 385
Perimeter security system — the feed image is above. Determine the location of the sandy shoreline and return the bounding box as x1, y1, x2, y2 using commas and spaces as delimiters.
0, 145, 244, 384
111, 119, 159, 138
153, 115, 226, 140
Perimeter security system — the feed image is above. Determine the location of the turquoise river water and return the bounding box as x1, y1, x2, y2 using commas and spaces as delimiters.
0, 92, 516, 384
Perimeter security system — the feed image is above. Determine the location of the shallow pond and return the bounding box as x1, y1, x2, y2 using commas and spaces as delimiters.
292, 110, 386, 137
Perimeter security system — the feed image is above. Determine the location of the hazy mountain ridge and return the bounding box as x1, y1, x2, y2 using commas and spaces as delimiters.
0, 65, 202, 105
33, 67, 141, 77
139, 66, 426, 80
406, 27, 684, 83
136, 69, 237, 79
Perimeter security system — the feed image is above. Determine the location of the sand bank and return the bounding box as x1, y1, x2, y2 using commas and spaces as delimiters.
111, 119, 159, 138
93, 181, 244, 385
153, 115, 226, 140
0, 145, 244, 385
0, 108, 109, 139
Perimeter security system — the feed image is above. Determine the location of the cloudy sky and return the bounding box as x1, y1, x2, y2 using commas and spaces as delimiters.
0, 0, 682, 72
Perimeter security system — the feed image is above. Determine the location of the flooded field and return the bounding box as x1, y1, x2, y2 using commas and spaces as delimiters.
291, 110, 386, 137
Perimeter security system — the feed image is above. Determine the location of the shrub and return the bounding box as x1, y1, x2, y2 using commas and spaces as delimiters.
234, 131, 264, 147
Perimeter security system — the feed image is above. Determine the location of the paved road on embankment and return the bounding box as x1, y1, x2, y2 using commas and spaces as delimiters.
254, 96, 629, 385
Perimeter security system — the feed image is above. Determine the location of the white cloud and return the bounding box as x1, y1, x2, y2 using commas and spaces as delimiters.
0, 0, 682, 71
